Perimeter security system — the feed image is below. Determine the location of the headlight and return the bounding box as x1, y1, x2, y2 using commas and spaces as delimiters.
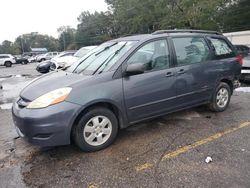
58, 62, 66, 67
27, 87, 72, 109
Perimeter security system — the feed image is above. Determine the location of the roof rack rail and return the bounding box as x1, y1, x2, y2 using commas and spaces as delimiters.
152, 29, 221, 35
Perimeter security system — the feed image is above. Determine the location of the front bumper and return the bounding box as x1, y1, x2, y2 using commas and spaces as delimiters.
36, 66, 50, 73
12, 100, 81, 147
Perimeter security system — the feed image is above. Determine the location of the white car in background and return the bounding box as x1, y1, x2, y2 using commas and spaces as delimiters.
50, 51, 76, 66
0, 54, 16, 67
36, 52, 59, 62
50, 46, 97, 70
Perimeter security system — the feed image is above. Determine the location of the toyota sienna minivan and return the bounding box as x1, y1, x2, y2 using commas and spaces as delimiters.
12, 30, 242, 152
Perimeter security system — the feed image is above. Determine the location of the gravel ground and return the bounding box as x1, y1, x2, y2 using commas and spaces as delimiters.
0, 63, 250, 188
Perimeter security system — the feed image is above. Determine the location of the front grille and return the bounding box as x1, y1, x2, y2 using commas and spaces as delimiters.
17, 97, 30, 108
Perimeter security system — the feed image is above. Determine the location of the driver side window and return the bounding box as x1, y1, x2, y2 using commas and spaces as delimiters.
127, 39, 170, 72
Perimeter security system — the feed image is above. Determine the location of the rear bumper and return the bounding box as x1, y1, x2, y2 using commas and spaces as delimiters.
12, 100, 81, 147
240, 69, 250, 81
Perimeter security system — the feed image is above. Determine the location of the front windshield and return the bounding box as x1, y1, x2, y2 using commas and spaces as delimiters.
68, 41, 137, 75
74, 48, 90, 57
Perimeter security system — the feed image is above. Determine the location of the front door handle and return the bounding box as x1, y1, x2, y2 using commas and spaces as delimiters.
165, 72, 174, 77
177, 69, 186, 74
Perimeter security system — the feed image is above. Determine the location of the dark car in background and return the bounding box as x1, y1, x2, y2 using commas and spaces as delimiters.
36, 60, 52, 73
12, 30, 242, 152
240, 55, 250, 81
234, 45, 250, 57
15, 55, 29, 64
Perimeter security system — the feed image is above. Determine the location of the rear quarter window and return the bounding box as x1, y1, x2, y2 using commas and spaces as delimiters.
207, 37, 235, 59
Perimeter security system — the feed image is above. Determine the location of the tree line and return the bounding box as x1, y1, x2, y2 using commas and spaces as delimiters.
1, 0, 249, 55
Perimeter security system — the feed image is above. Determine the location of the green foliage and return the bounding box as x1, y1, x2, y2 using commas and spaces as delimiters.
219, 0, 250, 32
105, 0, 232, 34
75, 11, 113, 47
0, 33, 59, 55
58, 26, 76, 51
15, 33, 59, 52
0, 40, 20, 55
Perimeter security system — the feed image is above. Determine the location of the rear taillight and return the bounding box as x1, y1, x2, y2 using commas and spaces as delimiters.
237, 55, 243, 65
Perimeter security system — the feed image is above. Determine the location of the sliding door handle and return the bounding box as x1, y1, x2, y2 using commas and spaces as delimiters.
177, 69, 186, 74
165, 72, 174, 77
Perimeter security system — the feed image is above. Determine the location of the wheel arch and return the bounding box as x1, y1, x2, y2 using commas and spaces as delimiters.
4, 61, 12, 67
70, 101, 128, 142
220, 78, 233, 94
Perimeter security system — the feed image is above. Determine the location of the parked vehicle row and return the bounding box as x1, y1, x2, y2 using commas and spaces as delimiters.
36, 51, 76, 73
36, 46, 97, 74
36, 52, 59, 62
51, 46, 96, 70
12, 30, 242, 152
15, 55, 29, 65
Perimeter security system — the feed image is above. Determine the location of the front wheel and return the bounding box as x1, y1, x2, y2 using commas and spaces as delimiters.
209, 82, 231, 112
4, 61, 12, 67
72, 107, 118, 152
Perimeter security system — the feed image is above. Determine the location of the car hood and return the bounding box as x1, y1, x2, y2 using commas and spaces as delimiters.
52, 56, 78, 64
20, 71, 91, 101
37, 60, 51, 67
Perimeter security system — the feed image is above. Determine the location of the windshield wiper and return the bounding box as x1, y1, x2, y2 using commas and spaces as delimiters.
94, 42, 118, 56
94, 42, 128, 74
73, 43, 118, 74
72, 50, 99, 73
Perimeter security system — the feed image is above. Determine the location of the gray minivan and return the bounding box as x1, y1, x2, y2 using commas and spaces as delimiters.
12, 30, 242, 152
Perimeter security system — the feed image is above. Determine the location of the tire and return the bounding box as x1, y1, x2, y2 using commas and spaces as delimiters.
72, 107, 118, 152
209, 82, 231, 112
41, 58, 46, 62
4, 61, 12, 67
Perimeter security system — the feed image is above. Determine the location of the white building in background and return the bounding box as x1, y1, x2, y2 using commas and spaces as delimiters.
224, 30, 250, 46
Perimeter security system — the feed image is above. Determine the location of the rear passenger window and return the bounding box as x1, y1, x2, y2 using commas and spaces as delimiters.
207, 37, 234, 58
0, 56, 9, 58
172, 37, 210, 66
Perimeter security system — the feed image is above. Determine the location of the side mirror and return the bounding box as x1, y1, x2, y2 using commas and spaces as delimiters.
125, 63, 145, 76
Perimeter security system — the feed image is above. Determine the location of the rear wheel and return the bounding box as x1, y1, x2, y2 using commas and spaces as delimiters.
209, 82, 231, 112
72, 107, 118, 152
4, 61, 12, 67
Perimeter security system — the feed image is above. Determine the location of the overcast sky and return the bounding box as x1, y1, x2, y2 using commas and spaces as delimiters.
0, 0, 107, 43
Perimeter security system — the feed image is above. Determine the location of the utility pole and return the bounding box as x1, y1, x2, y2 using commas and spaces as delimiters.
63, 32, 66, 51
21, 35, 24, 54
